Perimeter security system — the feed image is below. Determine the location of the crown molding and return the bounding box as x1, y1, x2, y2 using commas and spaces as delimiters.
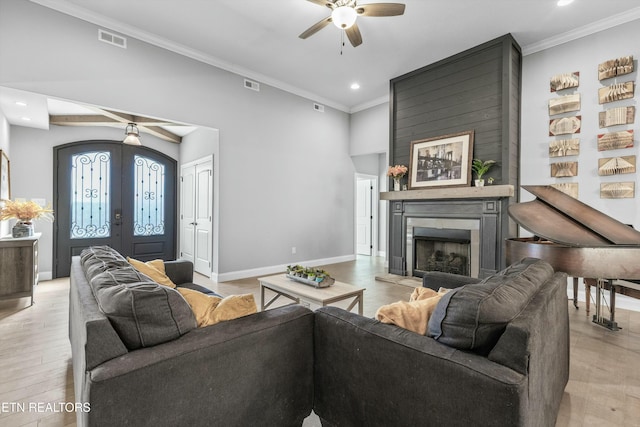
29, 1, 640, 113
29, 0, 351, 113
522, 6, 640, 56
350, 95, 389, 113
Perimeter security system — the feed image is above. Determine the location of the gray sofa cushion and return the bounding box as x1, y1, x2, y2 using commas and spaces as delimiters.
427, 257, 554, 355
89, 267, 197, 350
80, 245, 129, 279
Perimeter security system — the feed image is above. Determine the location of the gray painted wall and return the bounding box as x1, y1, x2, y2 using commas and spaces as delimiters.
0, 1, 355, 278
350, 103, 390, 256
352, 153, 380, 176
0, 111, 9, 237
522, 19, 640, 230
350, 102, 389, 156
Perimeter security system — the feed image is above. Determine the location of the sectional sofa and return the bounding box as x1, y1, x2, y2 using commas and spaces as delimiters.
70, 247, 569, 426
313, 258, 570, 427
69, 246, 314, 427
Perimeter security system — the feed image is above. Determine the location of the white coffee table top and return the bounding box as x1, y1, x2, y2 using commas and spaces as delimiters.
258, 274, 365, 305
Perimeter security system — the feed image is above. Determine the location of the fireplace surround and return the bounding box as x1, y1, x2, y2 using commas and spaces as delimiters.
382, 185, 515, 279
407, 218, 479, 278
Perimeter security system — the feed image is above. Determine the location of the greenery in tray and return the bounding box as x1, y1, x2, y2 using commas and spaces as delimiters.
286, 265, 330, 282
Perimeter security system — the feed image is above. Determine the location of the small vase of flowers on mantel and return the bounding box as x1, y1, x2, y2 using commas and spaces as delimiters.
0, 199, 54, 238
387, 165, 408, 191
471, 159, 496, 187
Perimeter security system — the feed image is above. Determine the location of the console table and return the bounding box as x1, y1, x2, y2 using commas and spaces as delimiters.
0, 233, 40, 305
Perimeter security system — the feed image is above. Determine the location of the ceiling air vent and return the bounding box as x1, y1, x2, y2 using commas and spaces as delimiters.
244, 79, 260, 91
98, 29, 127, 49
313, 103, 325, 112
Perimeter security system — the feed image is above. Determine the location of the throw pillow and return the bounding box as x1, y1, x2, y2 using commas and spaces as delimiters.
90, 267, 196, 350
127, 257, 177, 288
177, 287, 222, 326
177, 287, 257, 327
376, 288, 446, 335
427, 257, 554, 355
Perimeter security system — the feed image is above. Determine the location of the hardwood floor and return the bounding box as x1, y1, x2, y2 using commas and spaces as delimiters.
0, 256, 639, 426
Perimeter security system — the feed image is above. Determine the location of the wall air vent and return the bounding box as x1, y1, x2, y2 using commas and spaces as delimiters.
244, 79, 260, 91
313, 103, 325, 112
98, 29, 127, 49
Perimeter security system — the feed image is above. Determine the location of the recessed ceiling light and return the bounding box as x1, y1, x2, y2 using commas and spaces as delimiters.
15, 101, 28, 107
557, 0, 574, 6
350, 83, 360, 90
21, 117, 31, 121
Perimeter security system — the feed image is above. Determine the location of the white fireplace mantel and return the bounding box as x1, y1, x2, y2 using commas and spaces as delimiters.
380, 184, 514, 201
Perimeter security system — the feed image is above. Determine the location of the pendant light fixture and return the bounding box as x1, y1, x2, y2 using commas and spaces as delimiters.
123, 122, 142, 146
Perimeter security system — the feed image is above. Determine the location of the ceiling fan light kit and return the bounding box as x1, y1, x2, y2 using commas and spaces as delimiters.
299, 0, 406, 48
332, 5, 357, 29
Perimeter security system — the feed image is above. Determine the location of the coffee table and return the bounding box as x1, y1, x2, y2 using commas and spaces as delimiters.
258, 274, 365, 315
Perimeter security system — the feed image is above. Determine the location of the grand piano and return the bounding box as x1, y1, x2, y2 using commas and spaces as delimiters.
506, 185, 640, 330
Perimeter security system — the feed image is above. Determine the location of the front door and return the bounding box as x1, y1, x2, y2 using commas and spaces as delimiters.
53, 140, 177, 277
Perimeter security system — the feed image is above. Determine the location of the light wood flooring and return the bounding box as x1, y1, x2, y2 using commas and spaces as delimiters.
0, 256, 639, 426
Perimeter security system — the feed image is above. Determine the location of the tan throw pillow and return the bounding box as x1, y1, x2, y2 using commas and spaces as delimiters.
376, 288, 446, 335
207, 294, 257, 326
176, 287, 257, 328
177, 287, 221, 327
127, 257, 177, 288
410, 287, 439, 301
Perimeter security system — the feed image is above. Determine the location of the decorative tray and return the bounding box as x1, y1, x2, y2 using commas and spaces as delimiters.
285, 274, 335, 288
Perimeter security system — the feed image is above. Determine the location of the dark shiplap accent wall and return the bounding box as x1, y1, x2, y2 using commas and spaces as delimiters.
390, 34, 521, 187
387, 34, 522, 275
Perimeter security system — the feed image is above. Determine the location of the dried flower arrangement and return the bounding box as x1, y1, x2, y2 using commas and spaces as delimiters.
0, 199, 54, 223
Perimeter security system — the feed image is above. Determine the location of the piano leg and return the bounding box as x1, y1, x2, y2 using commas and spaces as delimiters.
584, 278, 594, 315
572, 277, 579, 309
592, 279, 620, 331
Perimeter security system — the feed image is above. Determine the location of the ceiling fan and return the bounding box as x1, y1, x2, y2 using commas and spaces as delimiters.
299, 0, 406, 47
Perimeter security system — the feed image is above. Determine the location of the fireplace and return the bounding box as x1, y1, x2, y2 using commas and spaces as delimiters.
383, 186, 515, 278
414, 229, 470, 277
406, 218, 480, 278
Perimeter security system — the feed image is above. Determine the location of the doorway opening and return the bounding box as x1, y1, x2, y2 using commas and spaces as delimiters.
53, 140, 177, 277
355, 174, 378, 256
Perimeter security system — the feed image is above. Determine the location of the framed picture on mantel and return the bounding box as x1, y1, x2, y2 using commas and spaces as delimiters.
408, 130, 474, 190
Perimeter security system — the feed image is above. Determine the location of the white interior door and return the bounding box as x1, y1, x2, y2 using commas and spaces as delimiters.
356, 179, 373, 255
180, 165, 196, 265
180, 158, 213, 275
194, 162, 213, 274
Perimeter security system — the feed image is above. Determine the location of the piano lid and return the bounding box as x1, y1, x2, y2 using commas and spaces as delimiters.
508, 185, 640, 247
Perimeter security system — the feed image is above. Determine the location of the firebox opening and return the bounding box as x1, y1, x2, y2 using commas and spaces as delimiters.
413, 228, 471, 278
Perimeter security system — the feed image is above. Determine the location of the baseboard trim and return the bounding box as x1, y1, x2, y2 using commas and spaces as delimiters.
213, 254, 357, 283
40, 271, 53, 281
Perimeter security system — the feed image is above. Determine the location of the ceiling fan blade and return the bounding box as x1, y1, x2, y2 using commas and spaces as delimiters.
299, 16, 333, 39
305, 0, 336, 9
356, 3, 405, 17
345, 23, 363, 47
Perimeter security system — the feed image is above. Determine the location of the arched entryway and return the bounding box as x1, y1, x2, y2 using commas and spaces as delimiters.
53, 140, 176, 277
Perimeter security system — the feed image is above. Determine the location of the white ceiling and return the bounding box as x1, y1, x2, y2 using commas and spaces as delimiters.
3, 0, 640, 130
